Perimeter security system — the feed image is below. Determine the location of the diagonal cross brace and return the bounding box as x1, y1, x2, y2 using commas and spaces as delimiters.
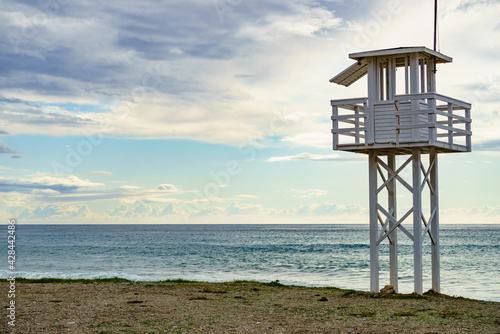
421, 207, 437, 245
377, 204, 414, 245
420, 159, 436, 195
376, 156, 413, 194
378, 208, 395, 245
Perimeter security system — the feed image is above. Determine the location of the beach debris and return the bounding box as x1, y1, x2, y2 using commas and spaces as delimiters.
126, 300, 144, 304
380, 285, 395, 294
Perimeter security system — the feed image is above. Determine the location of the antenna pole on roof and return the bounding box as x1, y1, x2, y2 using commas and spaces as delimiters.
433, 0, 438, 51
433, 0, 438, 73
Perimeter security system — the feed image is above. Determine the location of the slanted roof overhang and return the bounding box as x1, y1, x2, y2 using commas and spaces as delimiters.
330, 46, 452, 87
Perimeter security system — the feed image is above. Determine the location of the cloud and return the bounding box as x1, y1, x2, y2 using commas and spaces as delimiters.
0, 140, 19, 154
0, 174, 103, 193
290, 188, 327, 198
474, 140, 500, 152
281, 132, 332, 148
106, 203, 176, 218
0, 0, 345, 145
296, 202, 366, 216
0, 173, 185, 205
156, 184, 178, 192
87, 170, 112, 176
226, 202, 268, 216
19, 204, 94, 220
267, 152, 360, 162
236, 194, 257, 199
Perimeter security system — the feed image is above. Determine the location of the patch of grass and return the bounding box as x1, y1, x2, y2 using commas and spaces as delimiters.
318, 286, 346, 292
318, 296, 328, 301
232, 279, 260, 284
349, 311, 376, 317
263, 280, 285, 287
290, 307, 310, 314
16, 277, 134, 284
341, 289, 358, 297
439, 309, 462, 319
157, 278, 201, 283
201, 287, 227, 294
392, 293, 427, 300
393, 310, 417, 317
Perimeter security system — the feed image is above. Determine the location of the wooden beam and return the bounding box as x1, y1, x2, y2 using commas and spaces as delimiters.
388, 153, 398, 292
430, 150, 440, 292
369, 151, 379, 292
412, 149, 423, 295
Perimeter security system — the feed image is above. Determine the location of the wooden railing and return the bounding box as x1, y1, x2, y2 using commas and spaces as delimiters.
331, 93, 471, 152
331, 98, 368, 149
394, 93, 472, 151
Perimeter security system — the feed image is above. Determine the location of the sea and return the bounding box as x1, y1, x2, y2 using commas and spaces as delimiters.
3, 224, 500, 302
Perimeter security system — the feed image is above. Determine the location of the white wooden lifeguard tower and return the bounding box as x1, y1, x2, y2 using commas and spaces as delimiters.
330, 46, 472, 294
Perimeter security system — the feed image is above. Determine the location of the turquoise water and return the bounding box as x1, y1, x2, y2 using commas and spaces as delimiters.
3, 224, 500, 302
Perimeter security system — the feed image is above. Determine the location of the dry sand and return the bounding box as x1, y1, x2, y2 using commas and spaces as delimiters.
1, 280, 499, 333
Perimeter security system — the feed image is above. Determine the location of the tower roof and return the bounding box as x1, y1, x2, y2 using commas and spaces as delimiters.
330, 46, 452, 87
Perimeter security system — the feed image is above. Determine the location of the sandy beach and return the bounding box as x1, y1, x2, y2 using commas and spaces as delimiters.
1, 279, 499, 333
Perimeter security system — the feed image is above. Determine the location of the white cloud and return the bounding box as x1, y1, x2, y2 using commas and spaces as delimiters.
297, 202, 366, 216
290, 188, 327, 198
282, 132, 331, 148
236, 194, 257, 199
267, 152, 361, 162
87, 170, 112, 176
156, 184, 178, 192
0, 174, 103, 193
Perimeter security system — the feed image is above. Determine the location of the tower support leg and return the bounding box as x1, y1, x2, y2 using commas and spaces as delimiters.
369, 151, 379, 292
388, 153, 398, 292
430, 150, 440, 292
412, 149, 423, 295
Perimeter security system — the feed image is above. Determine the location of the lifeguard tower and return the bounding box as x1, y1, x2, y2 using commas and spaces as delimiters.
330, 46, 472, 294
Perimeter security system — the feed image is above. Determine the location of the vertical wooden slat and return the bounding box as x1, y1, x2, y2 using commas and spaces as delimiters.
412, 149, 423, 295
378, 61, 384, 101
427, 57, 436, 93
367, 59, 376, 145
405, 56, 409, 95
420, 59, 426, 93
410, 54, 420, 142
385, 60, 390, 100
369, 151, 379, 293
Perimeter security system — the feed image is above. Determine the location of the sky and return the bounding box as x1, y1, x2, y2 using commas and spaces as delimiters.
0, 0, 499, 224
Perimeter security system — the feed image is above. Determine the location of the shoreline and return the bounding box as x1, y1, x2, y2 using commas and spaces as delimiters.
2, 278, 499, 333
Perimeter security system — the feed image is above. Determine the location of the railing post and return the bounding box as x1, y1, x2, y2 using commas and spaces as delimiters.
447, 102, 453, 147
354, 106, 360, 144
465, 108, 471, 152
332, 104, 339, 149
364, 101, 368, 145
428, 96, 437, 145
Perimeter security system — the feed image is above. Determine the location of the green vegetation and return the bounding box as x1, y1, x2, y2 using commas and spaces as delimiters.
16, 277, 134, 284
